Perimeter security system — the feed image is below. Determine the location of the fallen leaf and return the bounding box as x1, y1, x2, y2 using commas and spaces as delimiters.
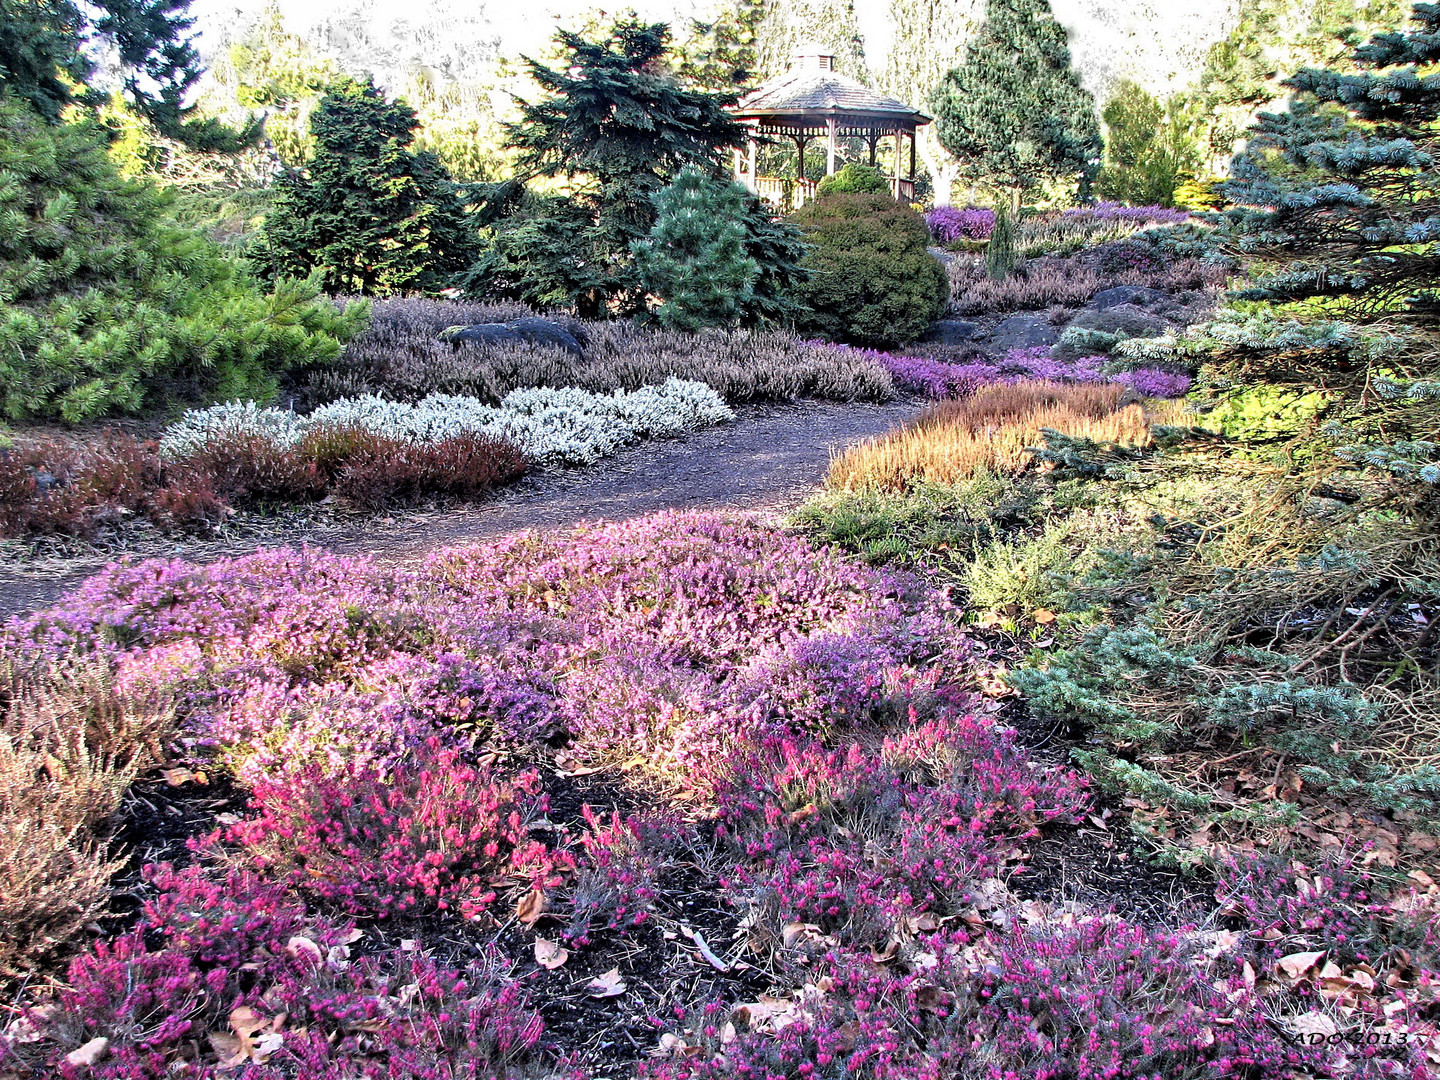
1288, 1011, 1339, 1040
1033, 609, 1057, 624
515, 889, 546, 926
64, 1037, 110, 1068
286, 936, 323, 963
587, 968, 627, 998
162, 767, 195, 787
533, 938, 569, 970
1277, 951, 1326, 981
228, 1006, 266, 1039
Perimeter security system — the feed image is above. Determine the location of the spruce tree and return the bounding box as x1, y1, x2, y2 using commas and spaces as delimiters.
256, 77, 476, 297
500, 19, 743, 315
0, 0, 258, 149
634, 167, 760, 331
929, 0, 1101, 208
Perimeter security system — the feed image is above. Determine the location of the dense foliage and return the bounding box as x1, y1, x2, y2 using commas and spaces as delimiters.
254, 78, 476, 296
0, 0, 257, 148
482, 20, 743, 317
929, 0, 1101, 206
789, 193, 948, 348
0, 97, 365, 421
1096, 80, 1203, 208
814, 162, 891, 197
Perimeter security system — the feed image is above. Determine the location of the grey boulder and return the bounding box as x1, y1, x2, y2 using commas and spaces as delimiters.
924, 319, 982, 345
1090, 286, 1170, 311
443, 317, 584, 357
1065, 304, 1166, 339
986, 314, 1059, 352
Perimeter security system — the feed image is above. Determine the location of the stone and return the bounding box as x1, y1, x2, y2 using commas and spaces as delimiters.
444, 317, 584, 357
985, 314, 1059, 352
1065, 304, 1166, 339
924, 319, 981, 345
1090, 285, 1169, 310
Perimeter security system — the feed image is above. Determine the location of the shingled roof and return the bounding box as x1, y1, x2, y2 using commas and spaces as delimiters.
733, 53, 930, 126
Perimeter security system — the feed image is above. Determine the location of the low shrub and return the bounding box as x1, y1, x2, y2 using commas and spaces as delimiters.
815, 163, 891, 198
229, 742, 573, 919
828, 381, 1159, 490
947, 252, 1226, 315
165, 379, 732, 469
296, 298, 895, 407
926, 205, 995, 244
0, 658, 175, 976
789, 193, 949, 349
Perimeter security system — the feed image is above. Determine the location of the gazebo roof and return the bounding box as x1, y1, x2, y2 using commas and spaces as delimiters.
732, 51, 930, 130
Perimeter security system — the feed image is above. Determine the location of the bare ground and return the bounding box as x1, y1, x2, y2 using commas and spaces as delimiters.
0, 397, 922, 619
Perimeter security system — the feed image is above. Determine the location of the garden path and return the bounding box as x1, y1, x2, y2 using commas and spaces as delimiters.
0, 397, 922, 618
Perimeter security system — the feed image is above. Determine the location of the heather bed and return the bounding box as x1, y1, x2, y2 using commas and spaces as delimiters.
1, 513, 1436, 1077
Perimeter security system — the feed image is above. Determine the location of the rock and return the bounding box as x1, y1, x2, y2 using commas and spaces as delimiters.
444, 317, 584, 357
1090, 286, 1169, 310
924, 319, 981, 345
985, 314, 1059, 352
1065, 304, 1166, 339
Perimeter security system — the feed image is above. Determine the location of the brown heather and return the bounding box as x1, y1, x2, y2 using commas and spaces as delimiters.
828, 381, 1156, 491
0, 659, 176, 975
293, 298, 896, 407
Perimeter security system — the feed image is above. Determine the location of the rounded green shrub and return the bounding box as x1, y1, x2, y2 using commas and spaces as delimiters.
788, 193, 949, 348
815, 163, 890, 198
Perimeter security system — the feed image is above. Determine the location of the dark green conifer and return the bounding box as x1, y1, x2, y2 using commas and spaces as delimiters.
928, 0, 1100, 207
256, 78, 476, 297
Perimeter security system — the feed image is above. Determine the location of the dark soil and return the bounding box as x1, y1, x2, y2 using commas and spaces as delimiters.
0, 397, 922, 620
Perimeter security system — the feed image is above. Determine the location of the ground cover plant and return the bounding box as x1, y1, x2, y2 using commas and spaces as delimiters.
2, 513, 1436, 1078
293, 298, 898, 408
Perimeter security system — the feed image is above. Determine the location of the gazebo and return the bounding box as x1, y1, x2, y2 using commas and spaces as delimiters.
730, 49, 930, 211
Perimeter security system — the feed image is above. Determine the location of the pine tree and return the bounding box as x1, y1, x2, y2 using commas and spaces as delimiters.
679, 0, 767, 90
0, 0, 258, 149
0, 97, 363, 420
929, 0, 1101, 208
634, 167, 760, 331
501, 19, 743, 315
255, 77, 476, 297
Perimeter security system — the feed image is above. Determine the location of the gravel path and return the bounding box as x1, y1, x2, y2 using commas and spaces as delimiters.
0, 397, 922, 619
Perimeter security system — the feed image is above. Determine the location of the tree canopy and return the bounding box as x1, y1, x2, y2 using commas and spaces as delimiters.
0, 0, 259, 149
929, 0, 1101, 206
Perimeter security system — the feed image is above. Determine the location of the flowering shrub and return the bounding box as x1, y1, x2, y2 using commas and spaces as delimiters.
228, 742, 574, 919
563, 806, 673, 945
163, 378, 733, 468
2, 863, 549, 1079
926, 206, 995, 244
948, 252, 1226, 315
1064, 202, 1191, 225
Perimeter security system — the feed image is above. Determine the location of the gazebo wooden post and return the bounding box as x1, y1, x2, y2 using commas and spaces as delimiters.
792, 134, 809, 181
891, 128, 903, 198
866, 132, 878, 167
746, 136, 758, 192
826, 116, 838, 176
908, 129, 917, 185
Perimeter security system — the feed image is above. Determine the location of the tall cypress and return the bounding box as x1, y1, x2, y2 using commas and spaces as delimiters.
929, 0, 1100, 208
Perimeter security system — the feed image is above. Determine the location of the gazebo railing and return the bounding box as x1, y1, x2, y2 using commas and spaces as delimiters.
747, 175, 915, 212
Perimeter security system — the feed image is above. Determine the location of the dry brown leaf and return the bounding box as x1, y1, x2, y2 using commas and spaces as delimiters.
162, 767, 196, 787
1033, 609, 1057, 624
534, 938, 569, 970
515, 889, 546, 926
286, 936, 323, 963
587, 967, 627, 998
64, 1038, 110, 1068
1277, 951, 1326, 980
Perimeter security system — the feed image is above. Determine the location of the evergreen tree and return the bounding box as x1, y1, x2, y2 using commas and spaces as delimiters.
634, 167, 760, 331
929, 0, 1101, 208
753, 0, 868, 81
1096, 80, 1204, 207
499, 19, 743, 315
0, 97, 363, 421
679, 0, 767, 90
0, 0, 258, 149
1185, 3, 1440, 479
256, 77, 476, 297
